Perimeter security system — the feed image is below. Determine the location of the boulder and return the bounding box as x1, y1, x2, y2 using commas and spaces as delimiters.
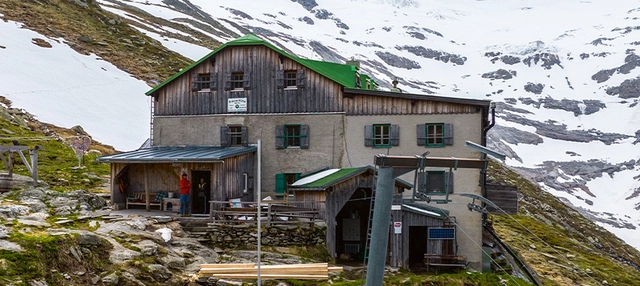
148, 264, 172, 282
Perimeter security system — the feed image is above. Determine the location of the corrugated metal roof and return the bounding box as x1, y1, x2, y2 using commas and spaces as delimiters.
96, 146, 256, 163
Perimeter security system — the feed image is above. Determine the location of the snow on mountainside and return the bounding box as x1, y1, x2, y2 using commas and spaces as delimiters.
1, 0, 639, 249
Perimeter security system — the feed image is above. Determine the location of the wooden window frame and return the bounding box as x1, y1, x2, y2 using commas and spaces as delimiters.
277, 69, 306, 89
196, 73, 211, 90
228, 125, 243, 147
220, 125, 248, 147
192, 72, 217, 92
231, 72, 244, 90
284, 70, 297, 89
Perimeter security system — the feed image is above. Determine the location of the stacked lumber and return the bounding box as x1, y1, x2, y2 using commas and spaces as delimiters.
199, 263, 343, 280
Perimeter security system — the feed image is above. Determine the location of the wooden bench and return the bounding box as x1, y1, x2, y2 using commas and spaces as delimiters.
424, 254, 467, 273
126, 192, 163, 210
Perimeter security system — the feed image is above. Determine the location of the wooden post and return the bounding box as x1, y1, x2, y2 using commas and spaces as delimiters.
29, 147, 39, 184
8, 151, 13, 176
144, 164, 150, 212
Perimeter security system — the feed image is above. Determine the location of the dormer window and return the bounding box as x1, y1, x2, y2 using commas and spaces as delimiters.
277, 69, 306, 89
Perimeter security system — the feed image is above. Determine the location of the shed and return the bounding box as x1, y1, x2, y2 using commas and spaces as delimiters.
97, 146, 256, 213
389, 202, 456, 269
288, 166, 411, 261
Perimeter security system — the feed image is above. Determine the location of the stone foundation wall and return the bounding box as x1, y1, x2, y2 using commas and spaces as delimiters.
206, 223, 326, 247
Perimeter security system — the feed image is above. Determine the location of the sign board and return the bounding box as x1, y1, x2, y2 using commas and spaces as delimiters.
228, 98, 247, 112
393, 221, 402, 234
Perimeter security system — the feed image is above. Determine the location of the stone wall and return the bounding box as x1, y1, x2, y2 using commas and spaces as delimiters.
206, 223, 326, 247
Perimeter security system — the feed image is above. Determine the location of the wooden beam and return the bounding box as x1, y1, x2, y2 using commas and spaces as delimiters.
202, 274, 328, 280
373, 155, 486, 169
0, 146, 28, 152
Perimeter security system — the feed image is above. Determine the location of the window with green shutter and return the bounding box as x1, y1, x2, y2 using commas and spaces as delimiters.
365, 124, 399, 148
275, 124, 309, 149
275, 173, 286, 195
417, 123, 453, 147
373, 124, 390, 148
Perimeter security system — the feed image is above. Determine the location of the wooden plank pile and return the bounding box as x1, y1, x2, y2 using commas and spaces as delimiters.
199, 263, 343, 280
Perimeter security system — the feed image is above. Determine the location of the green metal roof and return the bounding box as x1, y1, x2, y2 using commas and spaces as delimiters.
290, 166, 412, 191
96, 146, 256, 163
146, 33, 367, 96
296, 167, 366, 188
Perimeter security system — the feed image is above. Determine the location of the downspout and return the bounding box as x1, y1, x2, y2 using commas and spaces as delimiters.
482, 102, 496, 146
481, 102, 496, 225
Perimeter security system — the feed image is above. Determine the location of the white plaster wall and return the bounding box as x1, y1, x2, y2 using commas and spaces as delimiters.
153, 113, 346, 196
343, 113, 485, 270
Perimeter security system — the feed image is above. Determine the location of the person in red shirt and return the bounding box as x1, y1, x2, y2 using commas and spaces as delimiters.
179, 173, 192, 216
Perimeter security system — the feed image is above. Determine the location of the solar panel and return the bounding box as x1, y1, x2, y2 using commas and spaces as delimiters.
428, 227, 455, 240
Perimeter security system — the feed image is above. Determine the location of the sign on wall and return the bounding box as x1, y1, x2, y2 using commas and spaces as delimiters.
228, 98, 247, 112
394, 222, 402, 234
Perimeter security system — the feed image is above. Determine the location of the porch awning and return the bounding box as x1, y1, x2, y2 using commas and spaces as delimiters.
289, 166, 412, 191
96, 146, 256, 163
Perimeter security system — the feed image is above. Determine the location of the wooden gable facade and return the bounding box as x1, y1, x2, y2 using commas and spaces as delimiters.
151, 45, 346, 116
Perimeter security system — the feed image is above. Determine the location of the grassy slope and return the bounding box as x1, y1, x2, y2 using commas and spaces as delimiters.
0, 99, 112, 192
487, 159, 640, 285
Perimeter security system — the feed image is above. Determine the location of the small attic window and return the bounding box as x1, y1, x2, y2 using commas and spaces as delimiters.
285, 70, 297, 88
224, 72, 250, 91
231, 72, 244, 90
277, 69, 306, 89
191, 73, 217, 92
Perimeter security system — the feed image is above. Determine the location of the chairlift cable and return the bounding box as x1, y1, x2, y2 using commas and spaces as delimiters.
490, 204, 602, 286
440, 211, 523, 286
